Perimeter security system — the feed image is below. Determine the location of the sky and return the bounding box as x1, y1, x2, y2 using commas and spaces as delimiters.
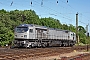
0, 0, 90, 33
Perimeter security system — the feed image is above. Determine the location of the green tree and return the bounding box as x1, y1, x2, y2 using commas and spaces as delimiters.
62, 24, 68, 30
68, 24, 76, 32
78, 26, 87, 44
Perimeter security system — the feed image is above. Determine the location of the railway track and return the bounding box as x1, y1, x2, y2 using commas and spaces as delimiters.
0, 45, 90, 60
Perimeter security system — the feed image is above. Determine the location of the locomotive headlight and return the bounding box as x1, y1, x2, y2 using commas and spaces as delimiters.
24, 35, 27, 38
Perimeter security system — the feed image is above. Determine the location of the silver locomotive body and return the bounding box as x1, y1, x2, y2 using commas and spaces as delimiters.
13, 24, 76, 48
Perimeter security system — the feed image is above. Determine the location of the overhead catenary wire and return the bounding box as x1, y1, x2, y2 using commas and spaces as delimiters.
67, 0, 68, 3
10, 1, 13, 6
0, 0, 74, 23
30, 0, 33, 6
0, 2, 2, 4
41, 0, 43, 6
60, 0, 90, 29
0, 1, 19, 9
0, 0, 34, 10
55, 0, 90, 31
56, 0, 58, 4
0, 0, 90, 29
33, 0, 74, 22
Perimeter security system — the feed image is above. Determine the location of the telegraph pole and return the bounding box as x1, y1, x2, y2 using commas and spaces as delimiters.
86, 24, 89, 51
76, 12, 79, 44
86, 24, 89, 37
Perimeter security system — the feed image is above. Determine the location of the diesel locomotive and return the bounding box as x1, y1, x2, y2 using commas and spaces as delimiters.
13, 24, 76, 48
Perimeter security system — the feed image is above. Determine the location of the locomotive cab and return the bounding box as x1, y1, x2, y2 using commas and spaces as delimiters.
15, 26, 29, 39
14, 24, 34, 48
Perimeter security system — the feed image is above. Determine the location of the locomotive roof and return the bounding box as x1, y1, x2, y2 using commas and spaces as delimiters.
18, 24, 74, 33
18, 24, 47, 28
18, 24, 34, 27
49, 28, 70, 31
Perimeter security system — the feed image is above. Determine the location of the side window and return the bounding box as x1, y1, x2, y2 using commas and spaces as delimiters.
71, 34, 73, 36
29, 29, 33, 33
73, 33, 74, 36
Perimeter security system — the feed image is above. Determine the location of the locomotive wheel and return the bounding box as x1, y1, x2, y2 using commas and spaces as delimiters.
59, 44, 61, 47
61, 44, 64, 47
70, 44, 73, 47
42, 44, 46, 48
29, 45, 32, 49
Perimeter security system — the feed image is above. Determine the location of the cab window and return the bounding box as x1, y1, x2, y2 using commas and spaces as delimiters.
29, 29, 33, 33
15, 27, 28, 33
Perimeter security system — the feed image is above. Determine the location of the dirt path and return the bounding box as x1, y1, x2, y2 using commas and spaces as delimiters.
18, 51, 89, 60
